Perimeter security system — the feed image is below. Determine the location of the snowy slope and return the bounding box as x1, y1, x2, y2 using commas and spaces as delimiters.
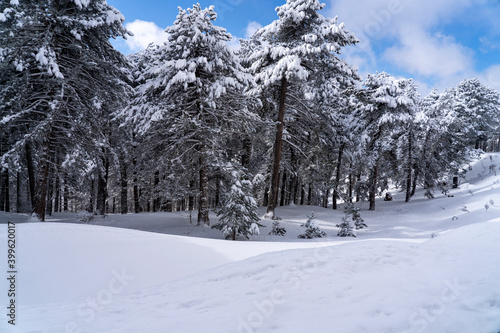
1, 153, 500, 333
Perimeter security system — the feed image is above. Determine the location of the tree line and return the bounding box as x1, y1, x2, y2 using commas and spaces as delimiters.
1, 0, 499, 222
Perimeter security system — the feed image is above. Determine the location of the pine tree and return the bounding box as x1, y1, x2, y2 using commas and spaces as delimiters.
0, 0, 130, 221
119, 4, 258, 225
212, 171, 261, 240
245, 0, 358, 218
298, 212, 327, 239
351, 73, 416, 210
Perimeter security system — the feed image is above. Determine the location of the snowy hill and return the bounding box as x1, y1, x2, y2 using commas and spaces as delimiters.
1, 153, 500, 333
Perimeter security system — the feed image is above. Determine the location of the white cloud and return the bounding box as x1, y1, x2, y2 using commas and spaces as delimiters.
245, 21, 262, 39
327, 0, 497, 93
478, 65, 500, 93
124, 20, 169, 53
384, 29, 474, 78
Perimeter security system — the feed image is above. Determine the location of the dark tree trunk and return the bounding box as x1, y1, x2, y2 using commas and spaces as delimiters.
63, 175, 69, 212
241, 136, 252, 169
0, 168, 10, 212
133, 183, 140, 213
198, 154, 209, 225
411, 167, 419, 198
287, 173, 295, 205
132, 158, 140, 213
405, 129, 413, 203
279, 171, 287, 207
348, 166, 353, 203
153, 170, 160, 212
307, 183, 312, 205
16, 171, 21, 213
322, 189, 329, 208
263, 186, 269, 207
332, 144, 344, 210
46, 170, 53, 216
89, 177, 95, 213
267, 77, 287, 217
188, 179, 195, 211
96, 157, 108, 216
215, 175, 221, 208
120, 160, 128, 214
25, 142, 36, 211
54, 172, 60, 213
368, 162, 379, 211
300, 183, 305, 205
34, 144, 51, 221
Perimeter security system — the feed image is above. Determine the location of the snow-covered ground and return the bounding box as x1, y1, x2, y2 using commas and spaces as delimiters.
1, 154, 500, 332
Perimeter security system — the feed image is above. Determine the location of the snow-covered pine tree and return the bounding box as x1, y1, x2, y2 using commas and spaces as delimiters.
454, 78, 500, 150
244, 0, 358, 218
120, 4, 258, 225
298, 212, 327, 239
212, 171, 261, 240
0, 0, 130, 221
351, 73, 416, 210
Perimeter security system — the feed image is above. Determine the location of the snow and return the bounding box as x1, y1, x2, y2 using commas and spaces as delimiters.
1, 154, 500, 332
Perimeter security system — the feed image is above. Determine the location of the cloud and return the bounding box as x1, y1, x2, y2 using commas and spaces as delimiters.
327, 0, 498, 93
478, 65, 500, 93
384, 30, 474, 78
124, 20, 169, 53
245, 21, 262, 39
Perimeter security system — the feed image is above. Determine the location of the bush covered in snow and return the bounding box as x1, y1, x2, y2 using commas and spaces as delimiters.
212, 171, 262, 240
298, 213, 327, 239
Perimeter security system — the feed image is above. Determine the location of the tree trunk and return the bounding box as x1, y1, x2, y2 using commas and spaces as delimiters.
300, 183, 305, 205
307, 183, 312, 205
133, 158, 140, 213
34, 138, 52, 221
153, 170, 159, 212
241, 136, 252, 169
198, 154, 209, 225
267, 77, 287, 218
405, 129, 413, 203
188, 179, 195, 211
279, 171, 287, 206
46, 170, 53, 216
54, 172, 60, 213
323, 189, 329, 208
63, 175, 69, 212
348, 167, 353, 203
332, 144, 344, 210
411, 167, 419, 198
215, 175, 221, 208
25, 141, 36, 211
96, 157, 108, 216
368, 162, 379, 211
120, 159, 128, 214
0, 168, 10, 212
16, 171, 21, 213
89, 176, 95, 213
263, 186, 269, 207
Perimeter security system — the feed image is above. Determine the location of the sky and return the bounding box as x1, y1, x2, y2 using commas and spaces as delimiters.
107, 0, 500, 95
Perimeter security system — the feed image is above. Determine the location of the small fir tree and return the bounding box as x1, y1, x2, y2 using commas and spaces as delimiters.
269, 220, 287, 236
212, 171, 262, 240
337, 202, 365, 237
298, 212, 327, 239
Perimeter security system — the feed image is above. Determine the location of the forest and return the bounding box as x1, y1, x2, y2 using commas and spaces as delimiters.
1, 0, 499, 235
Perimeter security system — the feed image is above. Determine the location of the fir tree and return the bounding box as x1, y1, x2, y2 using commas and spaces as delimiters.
298, 212, 327, 239
245, 0, 358, 218
0, 0, 130, 221
212, 171, 262, 240
119, 4, 258, 225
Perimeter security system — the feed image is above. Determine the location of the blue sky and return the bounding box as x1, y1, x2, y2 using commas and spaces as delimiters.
108, 0, 500, 95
